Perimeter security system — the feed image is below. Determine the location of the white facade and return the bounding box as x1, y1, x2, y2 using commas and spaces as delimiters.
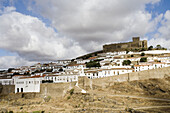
134, 64, 153, 72
45, 75, 78, 83
84, 68, 133, 79
66, 64, 86, 70
15, 77, 41, 93
13, 75, 31, 85
0, 79, 14, 85
76, 59, 90, 64
134, 62, 168, 72
99, 68, 133, 77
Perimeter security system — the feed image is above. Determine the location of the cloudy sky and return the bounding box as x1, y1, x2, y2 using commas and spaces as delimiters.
0, 0, 170, 68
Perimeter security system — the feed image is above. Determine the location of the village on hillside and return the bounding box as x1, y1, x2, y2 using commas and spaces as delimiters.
0, 37, 170, 94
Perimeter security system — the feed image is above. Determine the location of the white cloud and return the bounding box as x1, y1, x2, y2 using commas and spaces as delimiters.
0, 56, 36, 69
148, 10, 170, 49
27, 0, 160, 52
0, 6, 16, 14
0, 8, 85, 61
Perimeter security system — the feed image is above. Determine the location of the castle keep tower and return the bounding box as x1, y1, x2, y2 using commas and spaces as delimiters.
103, 37, 147, 52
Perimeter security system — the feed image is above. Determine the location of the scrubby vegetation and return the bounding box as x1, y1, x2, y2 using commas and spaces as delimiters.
122, 60, 131, 65
86, 61, 101, 68
140, 57, 147, 62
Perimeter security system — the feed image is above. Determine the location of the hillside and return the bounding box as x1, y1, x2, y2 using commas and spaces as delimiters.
0, 76, 170, 112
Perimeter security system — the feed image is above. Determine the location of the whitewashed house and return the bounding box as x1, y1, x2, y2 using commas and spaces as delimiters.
55, 60, 71, 66
84, 68, 134, 79
66, 64, 86, 70
15, 76, 42, 93
98, 68, 134, 77
134, 64, 153, 72
12, 75, 27, 84
11, 69, 23, 74
84, 70, 99, 79
152, 62, 167, 69
45, 75, 78, 83
75, 59, 90, 64
157, 56, 170, 63
0, 78, 14, 85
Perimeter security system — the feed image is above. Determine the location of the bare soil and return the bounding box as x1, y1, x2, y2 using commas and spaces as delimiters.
0, 77, 170, 113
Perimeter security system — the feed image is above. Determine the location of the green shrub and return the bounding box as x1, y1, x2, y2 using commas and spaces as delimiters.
69, 89, 74, 95
148, 46, 153, 50
122, 60, 131, 65
44, 96, 51, 102
9, 111, 14, 113
141, 52, 145, 56
86, 61, 101, 68
67, 96, 71, 100
140, 57, 147, 62
33, 111, 41, 113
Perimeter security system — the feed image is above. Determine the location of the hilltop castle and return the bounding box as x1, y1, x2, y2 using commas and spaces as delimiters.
103, 37, 147, 52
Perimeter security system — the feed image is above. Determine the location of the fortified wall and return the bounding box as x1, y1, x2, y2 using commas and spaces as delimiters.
103, 37, 147, 52
78, 67, 170, 90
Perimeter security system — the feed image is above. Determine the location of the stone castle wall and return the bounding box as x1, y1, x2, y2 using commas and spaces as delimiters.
103, 37, 147, 52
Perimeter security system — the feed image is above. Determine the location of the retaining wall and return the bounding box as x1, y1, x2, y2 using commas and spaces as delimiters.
78, 67, 170, 89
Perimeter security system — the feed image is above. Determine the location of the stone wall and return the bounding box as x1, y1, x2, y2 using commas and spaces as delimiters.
79, 67, 170, 90
0, 85, 15, 95
39, 82, 76, 98
103, 37, 147, 52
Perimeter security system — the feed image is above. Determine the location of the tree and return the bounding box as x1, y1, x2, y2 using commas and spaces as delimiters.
86, 61, 101, 68
71, 59, 75, 62
122, 60, 131, 65
141, 48, 147, 51
8, 68, 14, 72
125, 49, 129, 54
59, 68, 63, 72
156, 45, 161, 49
141, 52, 145, 56
148, 46, 153, 50
140, 57, 147, 62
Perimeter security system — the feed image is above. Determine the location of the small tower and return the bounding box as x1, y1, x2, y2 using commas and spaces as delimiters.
132, 37, 140, 42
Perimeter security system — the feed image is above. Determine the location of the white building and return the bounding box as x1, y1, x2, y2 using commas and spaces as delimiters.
134, 64, 153, 72
45, 75, 78, 83
15, 76, 42, 93
0, 78, 14, 85
66, 64, 86, 70
134, 62, 168, 72
84, 68, 134, 79
99, 68, 134, 77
